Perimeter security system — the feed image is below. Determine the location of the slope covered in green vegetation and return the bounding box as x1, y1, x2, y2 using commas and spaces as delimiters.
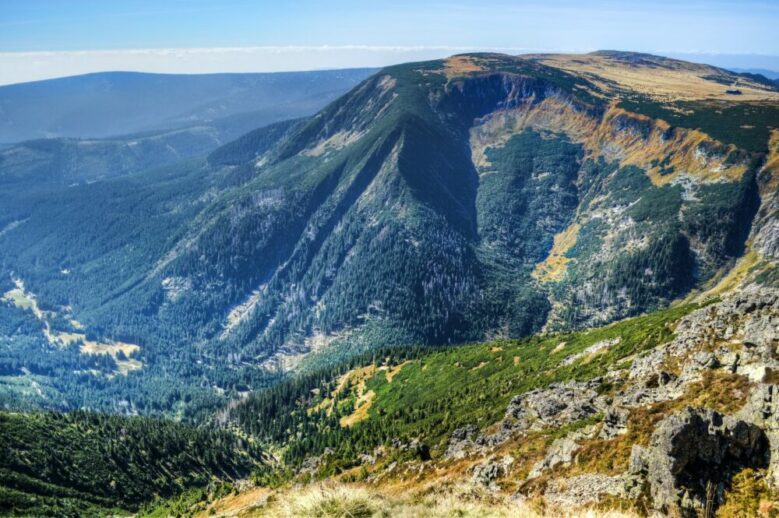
232, 303, 696, 473
0, 411, 266, 516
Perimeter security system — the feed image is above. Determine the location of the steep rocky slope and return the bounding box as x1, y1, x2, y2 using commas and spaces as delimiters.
0, 52, 777, 417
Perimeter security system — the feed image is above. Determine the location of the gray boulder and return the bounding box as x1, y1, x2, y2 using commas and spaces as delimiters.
631, 407, 769, 516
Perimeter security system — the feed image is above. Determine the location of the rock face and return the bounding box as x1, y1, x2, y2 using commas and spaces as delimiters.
630, 408, 770, 516
599, 407, 630, 439
471, 455, 515, 488
445, 424, 479, 459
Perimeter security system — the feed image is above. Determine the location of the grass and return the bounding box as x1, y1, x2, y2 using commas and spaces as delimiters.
253, 482, 639, 518
533, 223, 580, 282
2, 288, 34, 312
717, 468, 779, 518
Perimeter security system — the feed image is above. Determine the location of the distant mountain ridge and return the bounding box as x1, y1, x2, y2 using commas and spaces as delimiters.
0, 69, 375, 143
729, 67, 779, 80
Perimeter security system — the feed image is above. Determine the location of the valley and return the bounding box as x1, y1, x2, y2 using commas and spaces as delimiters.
0, 50, 778, 516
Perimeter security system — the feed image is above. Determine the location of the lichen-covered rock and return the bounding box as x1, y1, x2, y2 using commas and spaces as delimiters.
471, 455, 514, 488
599, 407, 630, 439
737, 383, 779, 487
632, 407, 769, 516
444, 424, 479, 459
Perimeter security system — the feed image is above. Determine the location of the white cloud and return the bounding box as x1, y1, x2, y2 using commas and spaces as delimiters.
0, 45, 544, 86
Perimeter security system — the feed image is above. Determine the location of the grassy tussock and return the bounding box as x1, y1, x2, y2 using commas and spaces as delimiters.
258, 482, 638, 518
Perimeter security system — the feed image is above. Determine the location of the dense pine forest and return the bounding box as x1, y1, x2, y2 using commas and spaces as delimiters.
0, 411, 266, 516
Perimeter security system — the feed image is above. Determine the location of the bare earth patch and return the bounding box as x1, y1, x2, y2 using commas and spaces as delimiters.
443, 55, 486, 78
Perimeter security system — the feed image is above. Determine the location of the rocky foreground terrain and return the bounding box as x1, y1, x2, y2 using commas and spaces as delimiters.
160, 287, 778, 517
446, 287, 779, 515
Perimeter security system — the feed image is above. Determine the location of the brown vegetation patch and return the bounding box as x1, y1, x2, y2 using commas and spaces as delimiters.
444, 55, 486, 78
683, 371, 753, 414
533, 223, 580, 283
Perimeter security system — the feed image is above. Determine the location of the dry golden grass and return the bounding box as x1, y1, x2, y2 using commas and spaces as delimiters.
196, 486, 272, 518
471, 96, 749, 193
763, 130, 779, 193
80, 340, 142, 374
340, 389, 376, 428
314, 363, 409, 425
533, 223, 581, 283
536, 53, 779, 102
696, 250, 760, 301
384, 361, 409, 383
3, 278, 142, 374
591, 106, 747, 187
683, 371, 753, 414
251, 482, 638, 518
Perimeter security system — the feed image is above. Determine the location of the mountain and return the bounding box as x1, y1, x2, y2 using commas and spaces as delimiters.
0, 69, 375, 143
0, 51, 777, 420
1, 51, 779, 518
0, 69, 373, 196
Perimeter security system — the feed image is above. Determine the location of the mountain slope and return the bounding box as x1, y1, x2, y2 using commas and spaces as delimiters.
0, 69, 375, 143
162, 287, 779, 517
0, 411, 267, 516
0, 52, 777, 418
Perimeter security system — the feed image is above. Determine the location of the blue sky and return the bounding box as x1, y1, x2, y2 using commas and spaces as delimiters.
1, 0, 778, 84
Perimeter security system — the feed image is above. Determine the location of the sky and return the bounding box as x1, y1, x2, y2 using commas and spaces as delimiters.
1, 0, 779, 85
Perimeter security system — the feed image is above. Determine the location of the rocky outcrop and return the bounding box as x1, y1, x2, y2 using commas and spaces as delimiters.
616, 288, 778, 410
503, 380, 608, 432
471, 455, 515, 488
445, 424, 479, 459
629, 408, 769, 516
599, 407, 630, 439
